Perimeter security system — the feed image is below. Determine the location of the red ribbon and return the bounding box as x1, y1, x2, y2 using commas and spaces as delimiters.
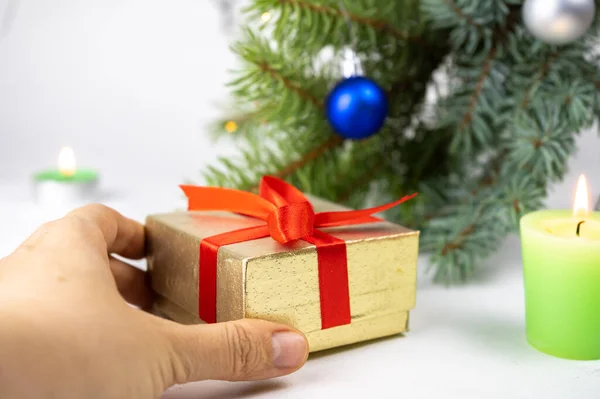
181, 176, 416, 329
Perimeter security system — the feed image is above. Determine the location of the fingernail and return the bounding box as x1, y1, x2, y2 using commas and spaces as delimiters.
272, 332, 308, 369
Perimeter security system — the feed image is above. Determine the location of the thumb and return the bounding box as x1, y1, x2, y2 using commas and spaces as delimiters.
165, 319, 309, 384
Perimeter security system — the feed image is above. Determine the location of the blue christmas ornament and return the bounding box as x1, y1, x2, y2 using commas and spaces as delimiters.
325, 76, 388, 140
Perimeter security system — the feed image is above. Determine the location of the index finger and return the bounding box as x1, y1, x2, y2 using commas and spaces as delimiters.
66, 204, 146, 259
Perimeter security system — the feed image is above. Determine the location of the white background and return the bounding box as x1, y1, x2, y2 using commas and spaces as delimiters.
0, 0, 240, 186
1, 1, 600, 398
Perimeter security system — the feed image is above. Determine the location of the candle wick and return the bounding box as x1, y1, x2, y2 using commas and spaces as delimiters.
576, 221, 585, 237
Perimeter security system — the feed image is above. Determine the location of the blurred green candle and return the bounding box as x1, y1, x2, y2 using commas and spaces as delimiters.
520, 175, 600, 360
34, 169, 98, 183
33, 147, 98, 205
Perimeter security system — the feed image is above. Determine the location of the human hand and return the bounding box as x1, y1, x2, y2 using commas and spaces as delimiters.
0, 205, 308, 399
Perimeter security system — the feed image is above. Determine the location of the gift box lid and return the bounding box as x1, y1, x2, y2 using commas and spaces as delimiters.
148, 195, 416, 260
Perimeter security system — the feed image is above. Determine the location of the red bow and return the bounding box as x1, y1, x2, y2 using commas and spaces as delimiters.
181, 176, 416, 329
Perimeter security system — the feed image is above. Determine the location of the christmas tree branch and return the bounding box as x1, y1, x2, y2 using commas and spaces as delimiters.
459, 47, 497, 129
257, 61, 323, 108
471, 150, 508, 195
440, 0, 481, 29
208, 0, 600, 283
422, 148, 506, 223
441, 222, 476, 255
337, 159, 384, 203
450, 8, 519, 150
277, 0, 417, 42
432, 85, 579, 276
520, 52, 559, 108
272, 135, 342, 178
387, 75, 421, 96
248, 135, 343, 191
424, 146, 507, 253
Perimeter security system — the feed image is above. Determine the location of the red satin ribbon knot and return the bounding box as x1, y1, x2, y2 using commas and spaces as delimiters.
181, 176, 417, 329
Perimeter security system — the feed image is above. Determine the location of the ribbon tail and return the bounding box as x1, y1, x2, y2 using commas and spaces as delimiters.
181, 185, 275, 220
314, 193, 418, 227
304, 230, 352, 329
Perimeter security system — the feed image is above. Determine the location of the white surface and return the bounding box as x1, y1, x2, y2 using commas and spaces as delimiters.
1, 132, 600, 399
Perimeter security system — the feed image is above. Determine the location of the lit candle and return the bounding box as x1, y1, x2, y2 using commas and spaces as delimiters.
33, 147, 99, 206
520, 175, 600, 360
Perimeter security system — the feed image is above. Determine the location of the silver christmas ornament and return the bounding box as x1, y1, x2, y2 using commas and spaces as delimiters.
523, 0, 596, 45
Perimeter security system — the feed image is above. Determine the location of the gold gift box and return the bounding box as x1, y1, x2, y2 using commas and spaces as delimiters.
146, 197, 419, 352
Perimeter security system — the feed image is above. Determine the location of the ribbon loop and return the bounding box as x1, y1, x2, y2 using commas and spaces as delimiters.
267, 201, 315, 243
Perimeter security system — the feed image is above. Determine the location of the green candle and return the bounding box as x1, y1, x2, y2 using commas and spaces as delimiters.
520, 176, 600, 360
34, 169, 98, 183
33, 147, 99, 205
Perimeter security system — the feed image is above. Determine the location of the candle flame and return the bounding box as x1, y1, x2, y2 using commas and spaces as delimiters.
58, 147, 76, 177
573, 174, 589, 218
